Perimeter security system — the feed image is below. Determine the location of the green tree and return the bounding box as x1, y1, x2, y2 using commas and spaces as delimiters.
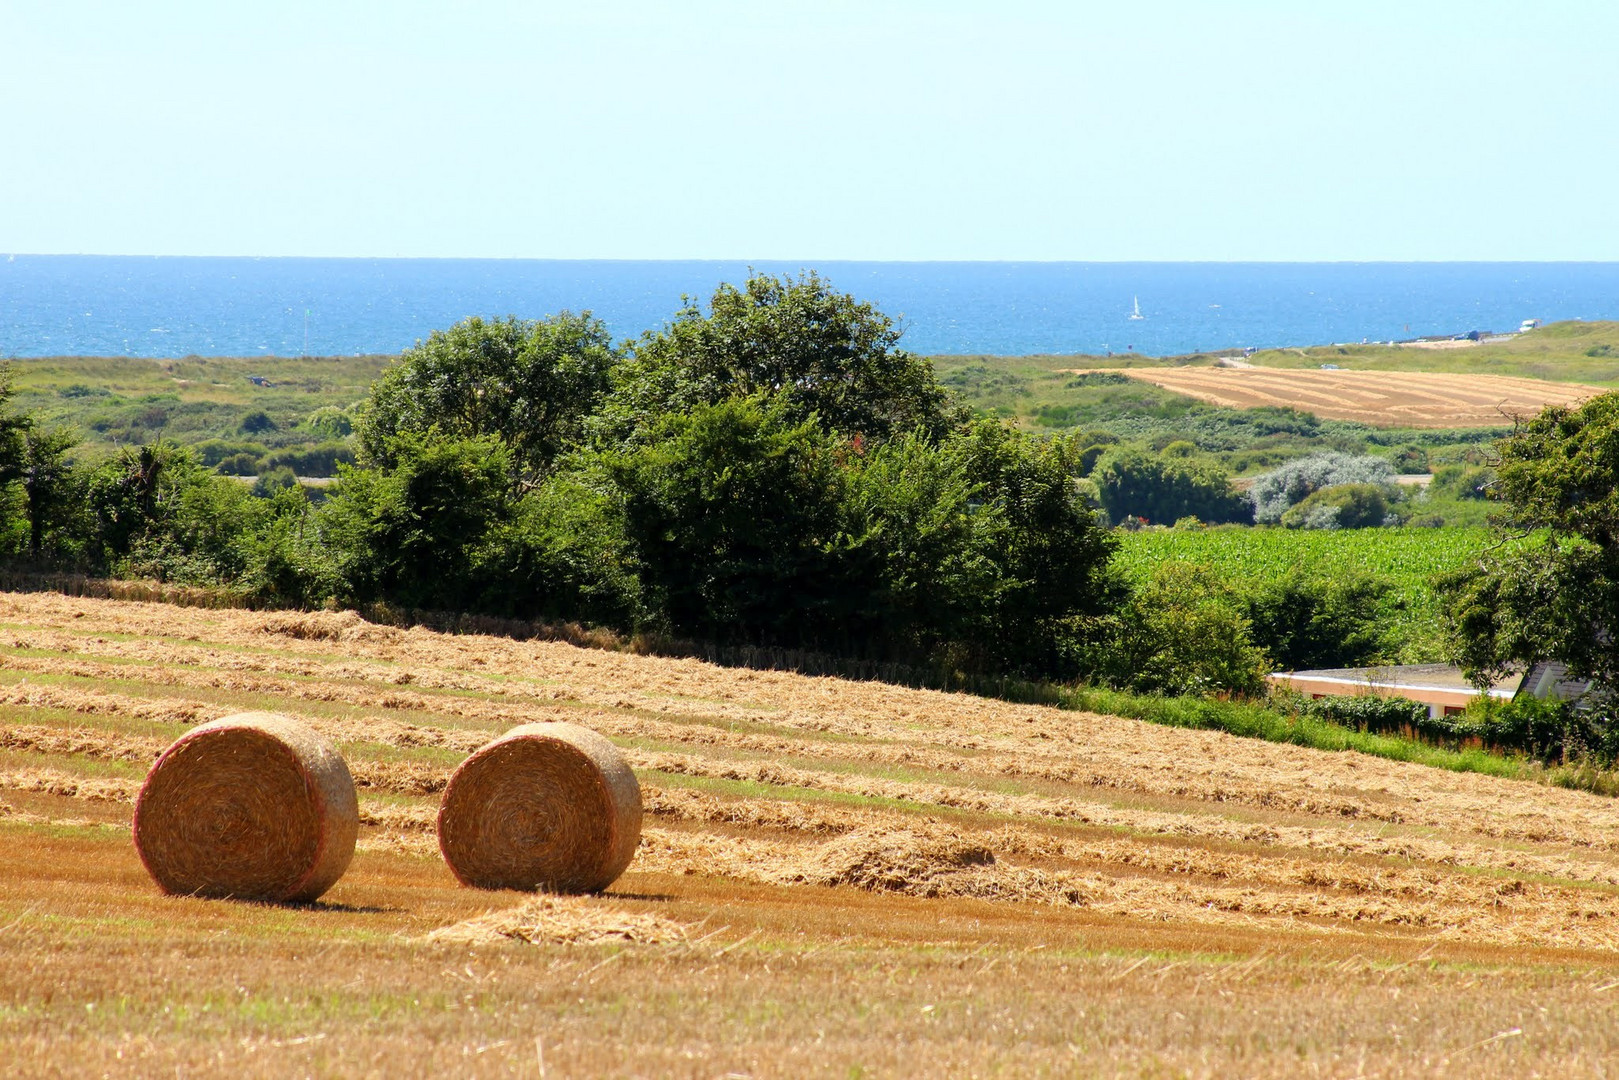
1442, 393, 1619, 694
1278, 482, 1391, 529
319, 433, 513, 610
359, 313, 619, 482
1094, 562, 1269, 697
837, 430, 1004, 660
950, 421, 1121, 676
588, 395, 846, 644
19, 427, 81, 561
1243, 568, 1392, 671
600, 271, 958, 446
482, 472, 646, 628
0, 364, 33, 543
1090, 448, 1250, 525
85, 442, 268, 584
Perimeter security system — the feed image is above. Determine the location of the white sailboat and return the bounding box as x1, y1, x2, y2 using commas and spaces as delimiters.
1128, 296, 1144, 320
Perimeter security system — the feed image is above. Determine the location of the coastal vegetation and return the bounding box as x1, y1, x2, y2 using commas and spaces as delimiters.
1, 275, 1615, 771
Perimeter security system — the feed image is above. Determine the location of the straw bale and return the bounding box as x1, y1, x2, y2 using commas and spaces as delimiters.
132, 712, 358, 902
422, 894, 685, 946
437, 722, 641, 893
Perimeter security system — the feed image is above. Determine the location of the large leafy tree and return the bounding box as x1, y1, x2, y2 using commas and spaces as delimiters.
359, 313, 620, 483
1442, 393, 1619, 694
589, 395, 847, 644
0, 365, 33, 543
319, 433, 513, 611
599, 270, 959, 446
19, 427, 81, 561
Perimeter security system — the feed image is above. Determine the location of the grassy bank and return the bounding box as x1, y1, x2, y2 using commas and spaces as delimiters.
1052, 684, 1619, 798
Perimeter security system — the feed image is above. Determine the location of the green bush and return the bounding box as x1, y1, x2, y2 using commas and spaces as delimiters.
360, 313, 618, 481
251, 467, 298, 498
192, 439, 267, 468
239, 410, 278, 435
1391, 445, 1430, 473
1090, 448, 1250, 526
1241, 568, 1392, 670
1279, 482, 1391, 529
261, 442, 356, 477
302, 406, 353, 440
1429, 463, 1494, 500
1086, 562, 1268, 697
1300, 693, 1428, 732
216, 453, 261, 476
318, 433, 513, 611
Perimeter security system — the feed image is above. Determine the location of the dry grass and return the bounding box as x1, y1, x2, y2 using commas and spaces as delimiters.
1081, 366, 1605, 426
6, 591, 1619, 1075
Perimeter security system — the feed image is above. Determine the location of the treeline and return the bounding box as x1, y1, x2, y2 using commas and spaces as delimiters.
0, 274, 1123, 683
5, 270, 1619, 769
0, 273, 1406, 691
6, 277, 1500, 697
1079, 439, 1494, 529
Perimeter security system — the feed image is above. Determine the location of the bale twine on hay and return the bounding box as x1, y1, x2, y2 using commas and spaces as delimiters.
133, 712, 358, 903
437, 722, 641, 893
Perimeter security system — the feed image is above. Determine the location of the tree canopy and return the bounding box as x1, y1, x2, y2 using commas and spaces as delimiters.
1443, 393, 1619, 696
359, 313, 619, 481
599, 271, 959, 446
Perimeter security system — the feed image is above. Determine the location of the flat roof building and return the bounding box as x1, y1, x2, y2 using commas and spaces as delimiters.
1267, 661, 1592, 718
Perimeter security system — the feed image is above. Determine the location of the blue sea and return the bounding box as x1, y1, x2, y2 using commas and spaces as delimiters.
2, 256, 1616, 359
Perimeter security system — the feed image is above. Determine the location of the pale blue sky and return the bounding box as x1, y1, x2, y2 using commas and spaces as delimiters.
2, 1, 1615, 260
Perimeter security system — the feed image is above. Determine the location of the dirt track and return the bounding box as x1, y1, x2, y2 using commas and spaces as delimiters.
1086, 366, 1604, 426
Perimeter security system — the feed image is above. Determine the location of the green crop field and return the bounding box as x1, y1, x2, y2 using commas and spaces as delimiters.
1114, 526, 1500, 663
1246, 320, 1619, 384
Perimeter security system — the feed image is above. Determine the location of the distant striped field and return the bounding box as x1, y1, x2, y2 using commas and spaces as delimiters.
1086, 366, 1605, 427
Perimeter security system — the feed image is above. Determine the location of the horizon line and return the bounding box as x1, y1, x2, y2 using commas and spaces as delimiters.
6, 253, 1619, 266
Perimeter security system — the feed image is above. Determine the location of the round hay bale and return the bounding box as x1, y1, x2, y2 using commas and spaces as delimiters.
133, 712, 358, 903
437, 722, 641, 893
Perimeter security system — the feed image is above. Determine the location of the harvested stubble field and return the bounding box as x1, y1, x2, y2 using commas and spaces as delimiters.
6, 595, 1619, 1076
1084, 366, 1604, 427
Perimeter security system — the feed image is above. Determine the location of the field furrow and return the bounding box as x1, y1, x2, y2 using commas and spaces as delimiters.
6, 591, 1619, 1076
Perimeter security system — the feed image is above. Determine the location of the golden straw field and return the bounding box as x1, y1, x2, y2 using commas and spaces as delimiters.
7, 592, 1619, 1076
1087, 366, 1605, 427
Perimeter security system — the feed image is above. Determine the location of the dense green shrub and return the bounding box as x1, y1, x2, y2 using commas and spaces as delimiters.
1242, 568, 1392, 670
192, 439, 267, 468
1090, 448, 1250, 526
600, 271, 958, 447
261, 442, 356, 477
215, 453, 261, 476
239, 410, 278, 435
1299, 693, 1428, 732
1278, 482, 1391, 529
317, 433, 513, 611
1249, 451, 1395, 523
360, 313, 618, 481
586, 395, 847, 644
302, 406, 353, 440
1391, 445, 1430, 473
1085, 562, 1268, 697
1429, 463, 1494, 500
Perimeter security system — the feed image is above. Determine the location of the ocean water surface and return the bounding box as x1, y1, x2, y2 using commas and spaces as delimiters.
2, 256, 1616, 359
